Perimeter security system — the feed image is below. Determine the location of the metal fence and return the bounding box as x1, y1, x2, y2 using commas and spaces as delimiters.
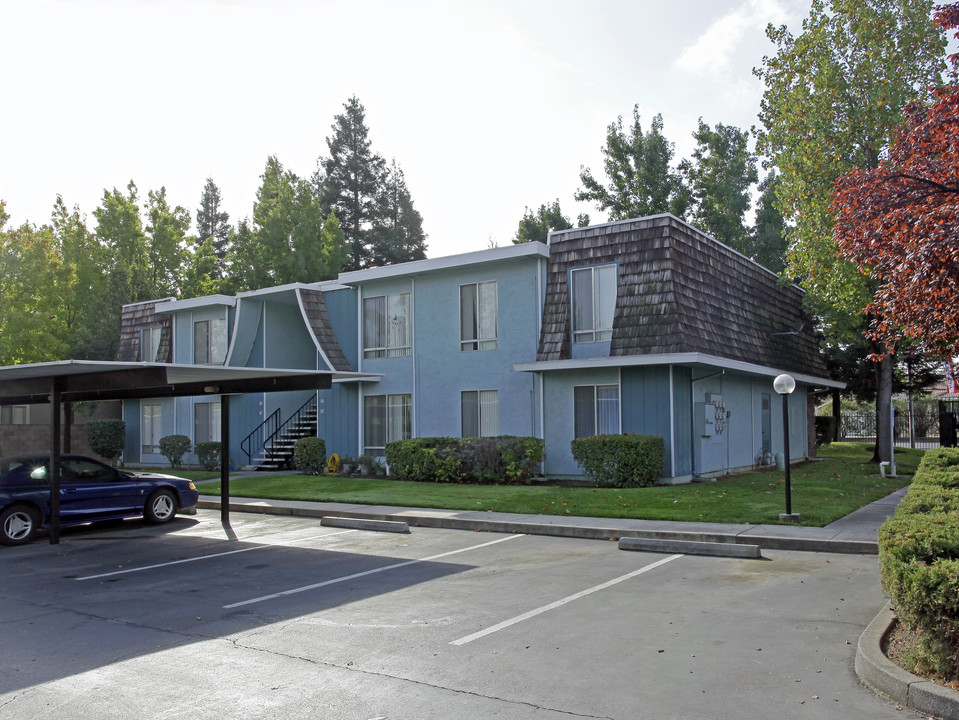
838, 407, 946, 450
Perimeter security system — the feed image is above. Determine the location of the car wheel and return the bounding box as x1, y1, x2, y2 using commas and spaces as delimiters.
144, 489, 178, 524
1, 505, 40, 546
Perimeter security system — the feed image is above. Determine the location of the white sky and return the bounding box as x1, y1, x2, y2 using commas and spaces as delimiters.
2, 0, 812, 259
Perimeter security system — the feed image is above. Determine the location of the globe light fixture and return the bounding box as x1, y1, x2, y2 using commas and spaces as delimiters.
774, 373, 800, 523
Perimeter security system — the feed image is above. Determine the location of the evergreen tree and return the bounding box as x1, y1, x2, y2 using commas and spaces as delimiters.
680, 120, 757, 252
315, 96, 386, 270
181, 237, 221, 299
513, 199, 573, 244
369, 160, 428, 265
744, 171, 788, 274
576, 107, 691, 221
195, 177, 231, 278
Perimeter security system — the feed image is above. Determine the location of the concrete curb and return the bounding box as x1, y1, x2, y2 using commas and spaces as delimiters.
856, 605, 959, 719
619, 536, 762, 558
197, 499, 878, 554
320, 516, 410, 533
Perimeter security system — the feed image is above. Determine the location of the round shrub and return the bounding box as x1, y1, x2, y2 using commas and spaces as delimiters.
294, 437, 327, 475
85, 418, 126, 462
159, 434, 191, 468
570, 434, 665, 487
195, 441, 221, 471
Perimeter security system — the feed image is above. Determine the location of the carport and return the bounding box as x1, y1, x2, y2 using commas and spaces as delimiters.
0, 360, 341, 544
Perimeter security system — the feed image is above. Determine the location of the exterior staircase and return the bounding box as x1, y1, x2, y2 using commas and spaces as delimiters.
242, 395, 318, 471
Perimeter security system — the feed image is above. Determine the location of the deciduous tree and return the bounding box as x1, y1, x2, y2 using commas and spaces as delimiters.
754, 0, 946, 463
576, 107, 691, 221
513, 199, 573, 244
832, 87, 959, 357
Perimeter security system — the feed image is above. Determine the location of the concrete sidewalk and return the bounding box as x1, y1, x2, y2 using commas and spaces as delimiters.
196, 485, 910, 555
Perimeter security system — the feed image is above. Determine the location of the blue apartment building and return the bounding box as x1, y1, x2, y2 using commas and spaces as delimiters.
117, 214, 840, 482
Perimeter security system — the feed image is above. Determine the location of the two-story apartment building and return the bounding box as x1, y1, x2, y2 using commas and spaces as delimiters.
117, 214, 840, 482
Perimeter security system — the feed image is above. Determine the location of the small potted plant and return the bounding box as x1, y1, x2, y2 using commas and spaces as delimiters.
340, 456, 356, 475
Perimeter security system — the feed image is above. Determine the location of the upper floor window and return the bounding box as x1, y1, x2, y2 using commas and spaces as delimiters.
573, 385, 620, 438
571, 264, 616, 343
460, 281, 497, 351
364, 293, 411, 359
194, 317, 227, 365
140, 325, 162, 362
462, 390, 499, 437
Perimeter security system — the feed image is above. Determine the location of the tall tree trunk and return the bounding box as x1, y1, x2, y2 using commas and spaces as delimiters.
873, 349, 894, 464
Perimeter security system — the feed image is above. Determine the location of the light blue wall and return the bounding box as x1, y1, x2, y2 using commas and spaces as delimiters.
542, 367, 621, 476
316, 384, 359, 458
322, 287, 358, 369
621, 365, 673, 475
170, 305, 231, 364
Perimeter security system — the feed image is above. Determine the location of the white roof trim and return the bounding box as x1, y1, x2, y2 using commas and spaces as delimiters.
337, 242, 549, 284
513, 352, 844, 389
155, 295, 237, 312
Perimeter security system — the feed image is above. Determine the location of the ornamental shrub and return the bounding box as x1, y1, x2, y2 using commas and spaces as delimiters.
570, 434, 665, 487
195, 441, 221, 471
159, 434, 191, 468
85, 418, 126, 462
814, 416, 836, 446
294, 437, 327, 475
879, 449, 959, 678
385, 436, 544, 484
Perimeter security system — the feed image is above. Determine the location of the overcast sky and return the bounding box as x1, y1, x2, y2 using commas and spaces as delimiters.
3, 0, 813, 259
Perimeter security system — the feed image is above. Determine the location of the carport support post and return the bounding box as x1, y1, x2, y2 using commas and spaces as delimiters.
220, 394, 230, 527
50, 377, 62, 545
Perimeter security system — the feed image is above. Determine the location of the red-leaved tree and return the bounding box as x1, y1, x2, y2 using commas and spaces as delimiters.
832, 86, 959, 358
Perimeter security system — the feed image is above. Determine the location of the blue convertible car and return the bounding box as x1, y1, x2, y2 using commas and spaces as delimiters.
0, 455, 200, 545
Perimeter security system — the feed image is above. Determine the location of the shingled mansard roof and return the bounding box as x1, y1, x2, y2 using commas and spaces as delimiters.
115, 298, 175, 362
297, 288, 352, 372
538, 214, 830, 380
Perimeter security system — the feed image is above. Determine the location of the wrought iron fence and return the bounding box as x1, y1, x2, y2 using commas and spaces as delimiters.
838, 407, 944, 450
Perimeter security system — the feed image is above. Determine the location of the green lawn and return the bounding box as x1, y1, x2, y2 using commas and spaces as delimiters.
197, 443, 924, 527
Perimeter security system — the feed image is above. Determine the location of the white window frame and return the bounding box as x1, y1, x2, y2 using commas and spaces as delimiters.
571, 264, 616, 343
363, 293, 412, 359
193, 317, 227, 365
573, 384, 620, 438
460, 280, 498, 352
141, 402, 162, 455
194, 401, 221, 444
140, 325, 163, 362
461, 389, 499, 437
363, 393, 412, 456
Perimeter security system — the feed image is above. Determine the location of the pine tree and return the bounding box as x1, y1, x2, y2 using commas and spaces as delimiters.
369, 160, 428, 266
315, 97, 386, 271
195, 178, 231, 278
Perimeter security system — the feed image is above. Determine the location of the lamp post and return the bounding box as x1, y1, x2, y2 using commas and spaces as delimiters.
774, 373, 801, 523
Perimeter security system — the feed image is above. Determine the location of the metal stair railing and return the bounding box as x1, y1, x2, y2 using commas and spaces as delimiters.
241, 407, 281, 465
258, 394, 319, 469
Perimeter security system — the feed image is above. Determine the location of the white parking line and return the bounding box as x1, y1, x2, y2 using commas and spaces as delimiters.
449, 553, 683, 646
224, 534, 526, 609
76, 530, 358, 581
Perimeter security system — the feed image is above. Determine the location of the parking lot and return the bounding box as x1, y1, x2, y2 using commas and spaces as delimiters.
0, 509, 913, 719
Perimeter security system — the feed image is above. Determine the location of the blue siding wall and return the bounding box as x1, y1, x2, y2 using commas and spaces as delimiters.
671, 367, 693, 477
621, 366, 672, 476
322, 287, 358, 369
316, 384, 359, 458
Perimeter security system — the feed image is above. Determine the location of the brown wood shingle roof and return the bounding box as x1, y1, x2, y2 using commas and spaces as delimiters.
538, 216, 830, 379
298, 289, 353, 372
116, 299, 174, 363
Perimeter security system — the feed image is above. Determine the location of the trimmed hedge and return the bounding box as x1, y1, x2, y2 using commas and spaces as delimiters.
879, 447, 959, 678
195, 441, 221, 471
385, 436, 544, 484
159, 434, 191, 468
86, 418, 126, 462
294, 437, 327, 475
570, 433, 665, 487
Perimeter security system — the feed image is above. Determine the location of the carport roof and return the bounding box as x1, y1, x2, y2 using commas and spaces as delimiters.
0, 360, 371, 405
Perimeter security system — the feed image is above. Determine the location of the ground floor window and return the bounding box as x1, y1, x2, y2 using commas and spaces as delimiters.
573, 385, 620, 438
364, 394, 411, 456
141, 403, 162, 454
461, 390, 499, 437
194, 401, 221, 444
0, 405, 29, 425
